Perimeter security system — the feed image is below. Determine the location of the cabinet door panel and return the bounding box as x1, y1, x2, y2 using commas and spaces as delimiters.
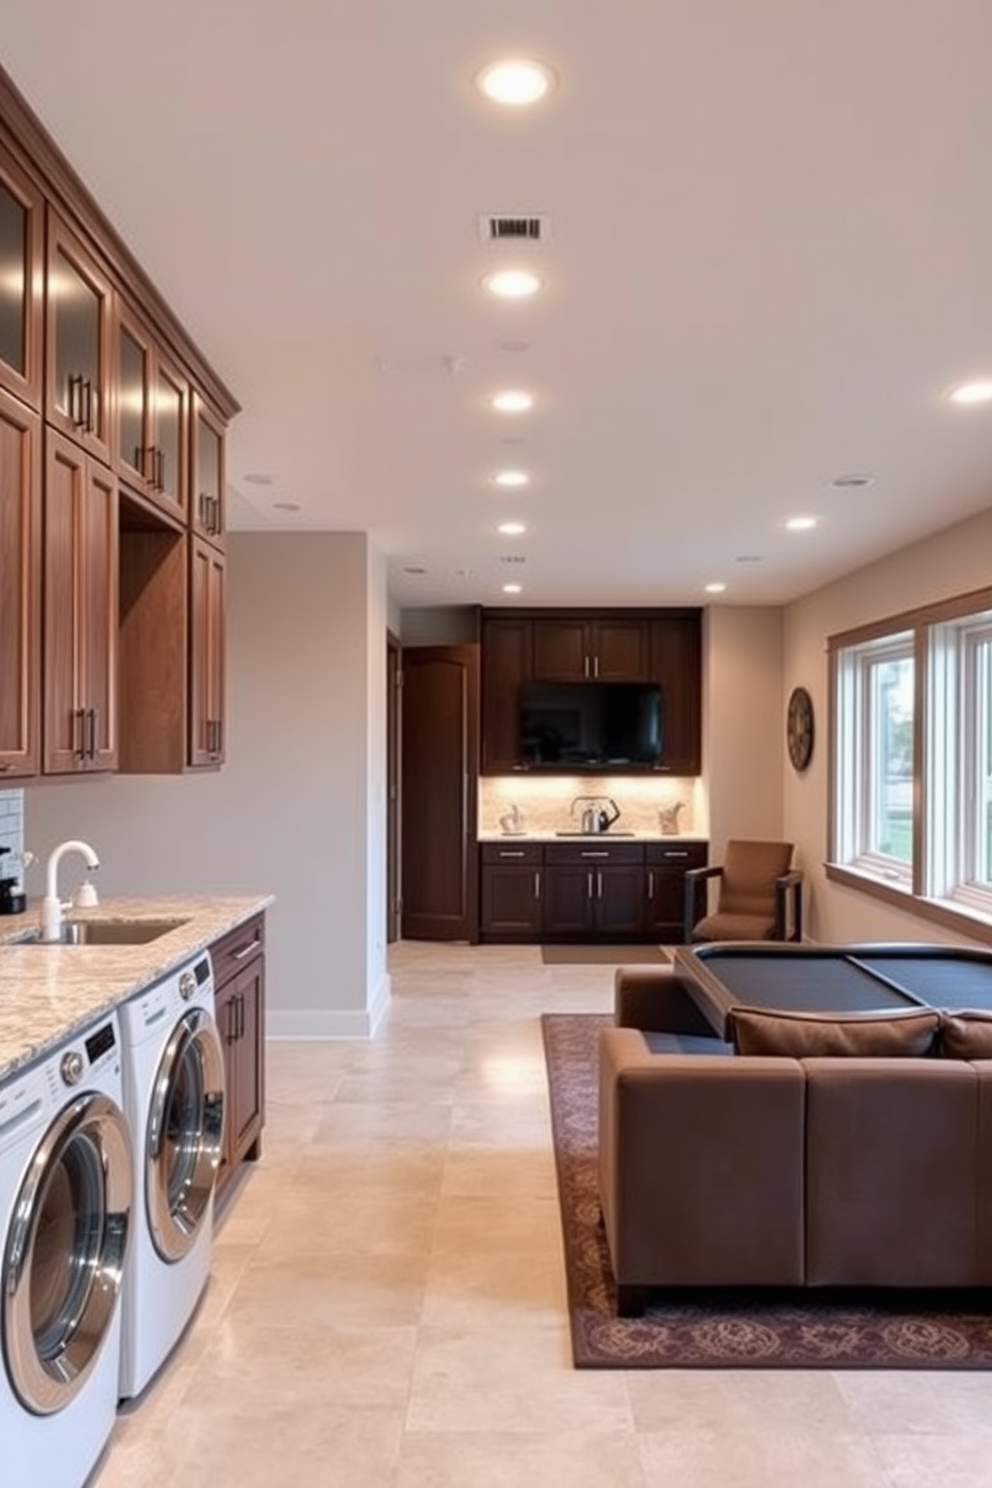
42, 434, 117, 773
593, 619, 649, 680
532, 619, 588, 680
542, 864, 593, 936
596, 866, 645, 934
191, 392, 225, 546
481, 617, 530, 772
0, 144, 43, 408
43, 436, 84, 772
46, 215, 112, 462
651, 616, 702, 773
189, 537, 225, 766
0, 388, 40, 776
480, 864, 542, 939
80, 460, 118, 768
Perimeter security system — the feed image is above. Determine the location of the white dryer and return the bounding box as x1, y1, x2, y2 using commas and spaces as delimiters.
0, 1012, 132, 1488
117, 950, 224, 1400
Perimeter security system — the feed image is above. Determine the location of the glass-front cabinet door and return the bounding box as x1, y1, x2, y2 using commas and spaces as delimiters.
190, 391, 225, 547
114, 300, 187, 521
46, 213, 112, 463
0, 142, 43, 409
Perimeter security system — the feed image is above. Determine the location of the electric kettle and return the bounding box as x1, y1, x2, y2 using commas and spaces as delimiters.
579, 798, 621, 833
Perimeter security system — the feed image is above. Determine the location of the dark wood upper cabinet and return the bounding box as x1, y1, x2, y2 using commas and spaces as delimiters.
532, 615, 650, 681
480, 615, 530, 773
0, 141, 43, 410
650, 614, 702, 774
45, 213, 113, 464
0, 387, 41, 779
480, 607, 702, 776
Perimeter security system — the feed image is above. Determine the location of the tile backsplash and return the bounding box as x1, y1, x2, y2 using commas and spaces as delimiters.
478, 775, 706, 837
0, 788, 25, 868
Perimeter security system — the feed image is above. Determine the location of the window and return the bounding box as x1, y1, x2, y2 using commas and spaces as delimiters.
833, 632, 914, 883
829, 589, 992, 933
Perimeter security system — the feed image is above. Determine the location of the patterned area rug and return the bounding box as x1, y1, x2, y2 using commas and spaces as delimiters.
542, 1012, 992, 1369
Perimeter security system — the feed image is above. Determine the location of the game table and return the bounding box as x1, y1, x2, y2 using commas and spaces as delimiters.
672, 941, 992, 1040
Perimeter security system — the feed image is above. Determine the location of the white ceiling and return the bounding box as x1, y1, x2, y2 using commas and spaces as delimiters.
4, 2, 992, 610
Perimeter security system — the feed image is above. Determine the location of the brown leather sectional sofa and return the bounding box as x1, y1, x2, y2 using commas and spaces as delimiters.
599, 965, 992, 1317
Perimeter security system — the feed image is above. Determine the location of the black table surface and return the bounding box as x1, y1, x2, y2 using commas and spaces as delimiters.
672, 942, 992, 1039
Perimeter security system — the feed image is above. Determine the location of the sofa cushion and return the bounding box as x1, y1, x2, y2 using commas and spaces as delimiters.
940, 1010, 992, 1060
730, 1005, 940, 1058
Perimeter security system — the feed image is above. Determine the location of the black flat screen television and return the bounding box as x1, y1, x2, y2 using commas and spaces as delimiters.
518, 681, 663, 767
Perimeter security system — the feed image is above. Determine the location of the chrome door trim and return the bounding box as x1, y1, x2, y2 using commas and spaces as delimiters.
146, 1007, 224, 1263
3, 1092, 132, 1415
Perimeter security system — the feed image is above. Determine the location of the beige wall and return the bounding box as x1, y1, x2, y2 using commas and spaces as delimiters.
26, 532, 390, 1038
702, 606, 785, 858
784, 504, 992, 944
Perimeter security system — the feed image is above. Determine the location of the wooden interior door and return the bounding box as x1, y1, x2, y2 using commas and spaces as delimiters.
400, 644, 479, 942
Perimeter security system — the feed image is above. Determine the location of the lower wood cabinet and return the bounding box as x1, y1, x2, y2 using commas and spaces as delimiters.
644, 840, 709, 941
542, 841, 645, 938
210, 913, 265, 1201
479, 842, 543, 938
479, 840, 708, 944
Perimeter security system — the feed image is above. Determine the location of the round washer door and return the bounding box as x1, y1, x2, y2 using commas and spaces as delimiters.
3, 1092, 132, 1415
146, 1007, 225, 1263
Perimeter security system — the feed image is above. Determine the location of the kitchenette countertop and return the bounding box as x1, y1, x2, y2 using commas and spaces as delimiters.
0, 894, 273, 1084
478, 833, 709, 843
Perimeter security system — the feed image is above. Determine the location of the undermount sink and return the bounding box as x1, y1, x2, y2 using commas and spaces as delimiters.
17, 918, 189, 946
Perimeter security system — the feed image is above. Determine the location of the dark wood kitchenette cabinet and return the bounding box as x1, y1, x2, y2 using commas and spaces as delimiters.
479, 838, 708, 944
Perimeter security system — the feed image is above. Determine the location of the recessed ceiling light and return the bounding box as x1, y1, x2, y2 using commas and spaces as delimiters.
502, 582, 523, 595
705, 582, 726, 594
475, 60, 555, 106
484, 269, 543, 299
829, 473, 874, 489
493, 469, 530, 488
948, 380, 992, 405
491, 390, 533, 413
786, 515, 819, 532
497, 521, 527, 536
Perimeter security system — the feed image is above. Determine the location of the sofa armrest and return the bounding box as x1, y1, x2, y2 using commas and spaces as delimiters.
614, 964, 716, 1035
598, 1029, 806, 1301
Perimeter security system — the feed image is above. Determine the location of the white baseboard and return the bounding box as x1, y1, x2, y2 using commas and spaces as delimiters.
266, 969, 391, 1040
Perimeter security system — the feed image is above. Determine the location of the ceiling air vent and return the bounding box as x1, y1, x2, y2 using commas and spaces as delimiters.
478, 214, 550, 244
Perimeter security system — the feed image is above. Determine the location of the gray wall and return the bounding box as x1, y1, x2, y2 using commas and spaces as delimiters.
26, 532, 390, 1037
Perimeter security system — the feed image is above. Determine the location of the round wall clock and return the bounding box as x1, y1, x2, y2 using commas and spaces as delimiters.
787, 686, 814, 771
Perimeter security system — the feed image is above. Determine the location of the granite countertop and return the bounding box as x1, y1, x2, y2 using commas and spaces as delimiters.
0, 894, 273, 1084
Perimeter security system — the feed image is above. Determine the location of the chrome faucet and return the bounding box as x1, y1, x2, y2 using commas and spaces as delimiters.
41, 840, 100, 943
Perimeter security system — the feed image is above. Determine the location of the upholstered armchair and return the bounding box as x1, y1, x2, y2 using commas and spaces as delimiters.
683, 839, 803, 943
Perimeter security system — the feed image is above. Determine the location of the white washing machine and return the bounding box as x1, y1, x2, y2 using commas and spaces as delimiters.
0, 1012, 132, 1488
117, 951, 224, 1401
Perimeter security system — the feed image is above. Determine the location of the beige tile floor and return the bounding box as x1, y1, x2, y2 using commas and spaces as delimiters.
91, 942, 992, 1488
